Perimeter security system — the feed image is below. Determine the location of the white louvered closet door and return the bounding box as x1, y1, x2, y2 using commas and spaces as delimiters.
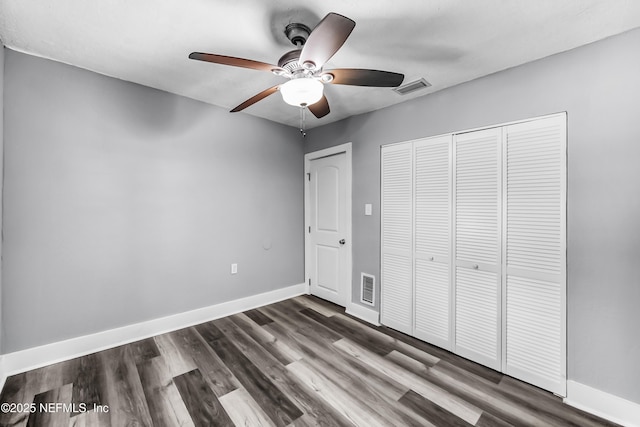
380, 142, 413, 335
454, 128, 502, 370
414, 135, 452, 349
503, 115, 567, 395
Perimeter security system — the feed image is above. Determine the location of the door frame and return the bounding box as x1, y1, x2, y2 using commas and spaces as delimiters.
304, 142, 353, 307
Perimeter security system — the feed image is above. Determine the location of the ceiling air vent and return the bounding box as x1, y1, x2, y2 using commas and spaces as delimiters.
394, 78, 432, 95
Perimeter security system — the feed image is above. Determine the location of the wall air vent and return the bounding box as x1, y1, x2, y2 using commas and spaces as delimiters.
393, 78, 432, 95
361, 273, 375, 306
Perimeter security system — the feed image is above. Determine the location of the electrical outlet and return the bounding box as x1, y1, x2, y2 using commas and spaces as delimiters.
231, 263, 238, 274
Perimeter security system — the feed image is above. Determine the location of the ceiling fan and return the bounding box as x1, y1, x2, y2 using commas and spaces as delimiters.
188, 12, 405, 119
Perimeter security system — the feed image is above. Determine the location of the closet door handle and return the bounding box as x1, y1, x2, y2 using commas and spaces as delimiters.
473, 264, 479, 270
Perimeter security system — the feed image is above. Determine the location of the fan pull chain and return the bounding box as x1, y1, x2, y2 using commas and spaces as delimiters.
299, 107, 307, 137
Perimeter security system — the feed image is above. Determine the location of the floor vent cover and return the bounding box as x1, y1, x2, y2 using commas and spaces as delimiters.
394, 78, 432, 95
361, 273, 375, 305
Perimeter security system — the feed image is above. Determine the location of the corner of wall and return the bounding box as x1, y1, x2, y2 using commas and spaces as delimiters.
1, 43, 6, 359
565, 380, 640, 427
346, 302, 380, 326
0, 355, 5, 394
0, 44, 5, 387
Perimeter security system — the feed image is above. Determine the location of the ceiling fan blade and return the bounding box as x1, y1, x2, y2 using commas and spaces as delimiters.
325, 69, 405, 87
308, 95, 330, 118
299, 13, 355, 70
189, 52, 283, 73
230, 84, 281, 112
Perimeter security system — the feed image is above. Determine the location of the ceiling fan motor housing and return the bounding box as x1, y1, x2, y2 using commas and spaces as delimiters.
278, 49, 304, 72
284, 23, 311, 46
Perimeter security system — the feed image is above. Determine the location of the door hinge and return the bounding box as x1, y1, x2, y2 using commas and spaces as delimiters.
307, 173, 311, 181
308, 226, 311, 233
308, 278, 311, 286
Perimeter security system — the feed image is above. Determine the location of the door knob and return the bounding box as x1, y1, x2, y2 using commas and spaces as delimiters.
339, 239, 346, 245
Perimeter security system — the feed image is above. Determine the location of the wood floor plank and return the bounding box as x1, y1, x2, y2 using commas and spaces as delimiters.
137, 356, 195, 427
67, 410, 111, 427
63, 354, 104, 417
168, 327, 239, 398
475, 411, 516, 427
496, 375, 622, 427
258, 305, 342, 344
292, 295, 340, 317
99, 346, 153, 427
0, 363, 68, 427
290, 351, 434, 427
154, 333, 198, 377
229, 312, 302, 365
321, 307, 443, 369
27, 361, 68, 398
218, 388, 276, 427
214, 317, 353, 427
266, 321, 410, 403
244, 308, 274, 326
173, 369, 234, 427
296, 295, 344, 315
128, 338, 161, 364
0, 372, 30, 427
399, 389, 474, 427
198, 321, 303, 427
286, 360, 389, 427
300, 308, 396, 356
194, 321, 225, 344
27, 383, 73, 427
387, 349, 558, 426
379, 325, 505, 384
333, 338, 483, 425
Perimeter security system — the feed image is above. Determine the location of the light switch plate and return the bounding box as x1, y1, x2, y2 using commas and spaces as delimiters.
365, 204, 372, 216
231, 263, 238, 274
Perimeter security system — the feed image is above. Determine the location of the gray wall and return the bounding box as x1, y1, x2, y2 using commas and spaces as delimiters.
0, 46, 4, 354
305, 28, 640, 404
2, 49, 304, 353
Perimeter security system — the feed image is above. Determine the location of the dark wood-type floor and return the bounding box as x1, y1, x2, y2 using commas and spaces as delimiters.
0, 295, 619, 427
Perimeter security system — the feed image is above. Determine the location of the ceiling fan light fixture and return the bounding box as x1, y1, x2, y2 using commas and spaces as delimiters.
320, 73, 334, 83
271, 68, 288, 76
280, 78, 324, 107
302, 60, 316, 70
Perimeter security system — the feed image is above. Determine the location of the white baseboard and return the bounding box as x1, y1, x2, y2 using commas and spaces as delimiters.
346, 302, 380, 326
0, 283, 306, 379
565, 380, 640, 427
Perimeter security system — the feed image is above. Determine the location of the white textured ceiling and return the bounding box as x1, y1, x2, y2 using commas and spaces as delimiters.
2, 0, 640, 129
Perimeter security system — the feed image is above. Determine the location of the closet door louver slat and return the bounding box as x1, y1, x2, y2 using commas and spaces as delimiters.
454, 128, 502, 370
414, 136, 452, 349
380, 143, 413, 334
503, 116, 567, 396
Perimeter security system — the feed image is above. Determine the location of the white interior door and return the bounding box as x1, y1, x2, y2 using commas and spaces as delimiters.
308, 152, 348, 306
